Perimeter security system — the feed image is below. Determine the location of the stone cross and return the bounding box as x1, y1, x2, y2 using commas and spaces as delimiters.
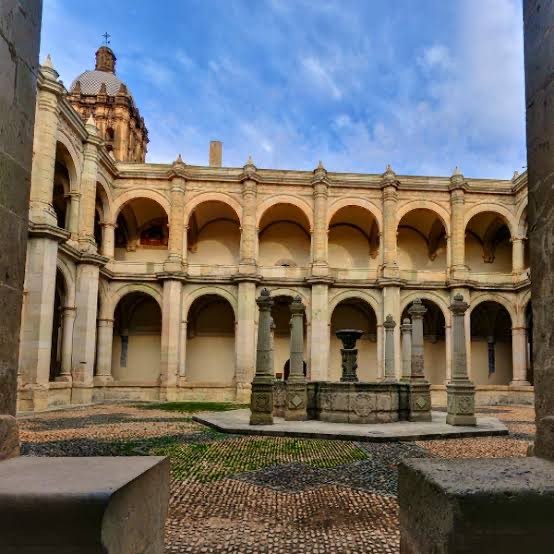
250, 288, 274, 425
400, 318, 412, 382
446, 293, 476, 426
408, 299, 427, 380
383, 314, 397, 381
285, 296, 308, 421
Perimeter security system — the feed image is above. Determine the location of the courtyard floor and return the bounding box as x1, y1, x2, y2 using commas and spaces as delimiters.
19, 403, 534, 553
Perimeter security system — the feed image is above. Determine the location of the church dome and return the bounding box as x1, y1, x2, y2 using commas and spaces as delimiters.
69, 46, 131, 96
70, 70, 128, 96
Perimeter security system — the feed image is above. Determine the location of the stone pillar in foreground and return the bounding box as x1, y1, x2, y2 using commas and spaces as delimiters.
407, 299, 432, 422
446, 294, 476, 426
525, 0, 554, 460
400, 318, 412, 382
250, 289, 274, 425
285, 296, 307, 421
0, 0, 42, 457
383, 315, 397, 382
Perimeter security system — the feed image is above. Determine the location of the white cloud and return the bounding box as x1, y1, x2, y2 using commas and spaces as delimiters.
301, 56, 342, 99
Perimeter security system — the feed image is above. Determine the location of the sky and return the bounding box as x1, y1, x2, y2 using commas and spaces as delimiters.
41, 0, 526, 178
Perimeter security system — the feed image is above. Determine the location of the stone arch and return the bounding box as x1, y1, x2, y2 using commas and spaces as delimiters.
256, 195, 314, 231
327, 197, 382, 233
112, 189, 170, 223
95, 177, 114, 224
469, 292, 516, 326
109, 283, 163, 319
396, 200, 451, 235
516, 201, 528, 237
55, 134, 81, 191
263, 287, 311, 322
182, 286, 238, 322
400, 291, 451, 326
463, 203, 515, 237
183, 192, 242, 226
329, 289, 382, 325
55, 258, 76, 307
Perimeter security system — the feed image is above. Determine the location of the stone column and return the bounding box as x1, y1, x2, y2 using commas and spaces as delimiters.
525, 0, 554, 463
101, 223, 115, 258
239, 171, 258, 273
511, 326, 531, 386
71, 257, 104, 404
178, 320, 187, 380
165, 158, 186, 272
285, 296, 308, 421
383, 315, 397, 382
311, 162, 329, 277
160, 279, 182, 398
449, 168, 468, 280
29, 57, 63, 226
235, 280, 257, 402
381, 286, 400, 378
407, 299, 432, 421
0, 0, 42, 458
310, 283, 329, 381
94, 318, 114, 384
446, 294, 476, 426
512, 237, 525, 274
400, 318, 412, 382
408, 299, 427, 380
67, 191, 81, 239
381, 165, 399, 278
250, 288, 274, 425
78, 118, 102, 252
58, 306, 76, 382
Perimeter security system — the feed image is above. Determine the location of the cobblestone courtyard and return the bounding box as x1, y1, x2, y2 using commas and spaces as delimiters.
19, 404, 534, 553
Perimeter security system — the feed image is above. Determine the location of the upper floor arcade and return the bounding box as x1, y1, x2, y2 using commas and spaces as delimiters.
31, 58, 530, 291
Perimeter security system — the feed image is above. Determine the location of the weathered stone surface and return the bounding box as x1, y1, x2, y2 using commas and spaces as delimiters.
525, 0, 554, 461
399, 457, 554, 553
0, 456, 169, 553
0, 0, 41, 458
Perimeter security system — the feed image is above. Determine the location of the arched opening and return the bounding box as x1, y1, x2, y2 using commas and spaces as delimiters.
111, 292, 162, 382
52, 142, 74, 230
114, 198, 168, 261
526, 301, 533, 384
330, 298, 378, 381
470, 301, 513, 385
187, 201, 241, 265
49, 270, 66, 382
328, 206, 379, 269
401, 299, 446, 385
397, 209, 447, 273
271, 295, 307, 379
465, 212, 512, 273
186, 294, 236, 384
259, 204, 311, 268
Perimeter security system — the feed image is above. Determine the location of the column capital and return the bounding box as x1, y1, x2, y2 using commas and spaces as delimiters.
256, 288, 274, 311
449, 293, 469, 316
290, 295, 305, 316
400, 318, 412, 334
384, 314, 397, 330
380, 164, 400, 189
408, 298, 427, 320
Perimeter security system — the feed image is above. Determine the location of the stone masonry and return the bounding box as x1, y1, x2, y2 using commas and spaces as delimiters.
0, 0, 42, 458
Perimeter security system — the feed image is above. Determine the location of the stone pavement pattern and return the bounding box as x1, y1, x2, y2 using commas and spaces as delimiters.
18, 404, 533, 553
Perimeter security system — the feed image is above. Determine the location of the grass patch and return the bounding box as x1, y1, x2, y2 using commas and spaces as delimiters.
136, 401, 249, 413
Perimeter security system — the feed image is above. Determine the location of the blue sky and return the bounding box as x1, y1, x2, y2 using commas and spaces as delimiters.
41, 0, 525, 178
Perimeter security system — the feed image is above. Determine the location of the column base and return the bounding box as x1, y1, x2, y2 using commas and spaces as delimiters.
55, 374, 73, 384
93, 375, 113, 386
70, 384, 94, 405
510, 380, 531, 387
0, 415, 19, 460
408, 380, 432, 422
446, 380, 476, 426
17, 383, 49, 412
285, 380, 308, 421
250, 378, 274, 425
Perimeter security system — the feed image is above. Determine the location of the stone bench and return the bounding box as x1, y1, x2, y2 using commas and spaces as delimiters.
399, 457, 554, 553
0, 456, 169, 553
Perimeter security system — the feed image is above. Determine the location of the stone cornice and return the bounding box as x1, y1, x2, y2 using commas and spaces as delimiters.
57, 241, 109, 267
28, 222, 70, 243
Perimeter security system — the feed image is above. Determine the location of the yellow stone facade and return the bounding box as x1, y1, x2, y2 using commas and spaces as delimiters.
17, 53, 533, 412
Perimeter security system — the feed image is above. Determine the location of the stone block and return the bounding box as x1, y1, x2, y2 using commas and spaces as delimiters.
399, 457, 554, 554
0, 456, 169, 554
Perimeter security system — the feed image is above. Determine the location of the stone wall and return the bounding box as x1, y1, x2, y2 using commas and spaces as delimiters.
0, 0, 42, 455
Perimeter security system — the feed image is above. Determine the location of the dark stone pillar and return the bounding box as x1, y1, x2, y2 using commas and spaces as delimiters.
0, 0, 43, 459
524, 0, 554, 461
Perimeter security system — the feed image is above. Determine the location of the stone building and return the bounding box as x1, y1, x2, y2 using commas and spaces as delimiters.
17, 47, 533, 411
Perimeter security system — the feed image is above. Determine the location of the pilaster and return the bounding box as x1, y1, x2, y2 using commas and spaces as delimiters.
311, 161, 330, 277
381, 165, 400, 279
239, 157, 259, 276
94, 318, 114, 385
57, 306, 76, 383
160, 279, 182, 395
449, 168, 469, 281
235, 280, 257, 401
165, 156, 187, 272
310, 283, 329, 381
